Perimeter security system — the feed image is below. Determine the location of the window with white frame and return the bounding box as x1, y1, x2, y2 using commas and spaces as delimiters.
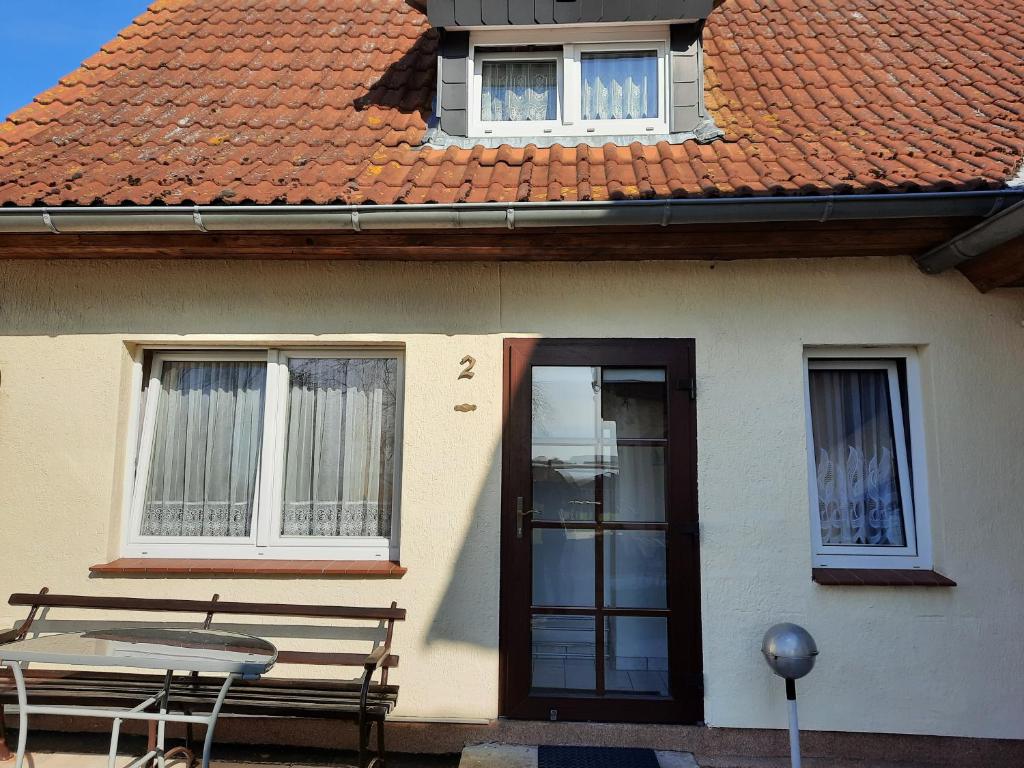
803, 351, 932, 570
125, 349, 403, 560
468, 27, 669, 138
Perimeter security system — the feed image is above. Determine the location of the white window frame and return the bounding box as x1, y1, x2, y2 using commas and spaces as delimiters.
467, 25, 670, 139
803, 348, 933, 570
122, 348, 404, 561
472, 49, 564, 138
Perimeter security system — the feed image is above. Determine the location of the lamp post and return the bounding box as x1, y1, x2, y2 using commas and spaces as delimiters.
761, 623, 818, 768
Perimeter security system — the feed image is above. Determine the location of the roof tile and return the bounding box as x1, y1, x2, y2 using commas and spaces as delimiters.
1, 0, 1022, 205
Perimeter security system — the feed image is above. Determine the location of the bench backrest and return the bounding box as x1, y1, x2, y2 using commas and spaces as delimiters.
8, 588, 404, 681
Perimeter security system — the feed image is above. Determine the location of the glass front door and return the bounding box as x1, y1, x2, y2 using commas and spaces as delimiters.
500, 340, 701, 724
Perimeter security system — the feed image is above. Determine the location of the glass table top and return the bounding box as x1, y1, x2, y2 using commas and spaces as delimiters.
0, 627, 276, 676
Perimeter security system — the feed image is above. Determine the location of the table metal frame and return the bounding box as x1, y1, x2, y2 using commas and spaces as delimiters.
2, 660, 241, 768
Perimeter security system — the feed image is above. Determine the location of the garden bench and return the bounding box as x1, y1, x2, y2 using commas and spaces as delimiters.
0, 588, 404, 768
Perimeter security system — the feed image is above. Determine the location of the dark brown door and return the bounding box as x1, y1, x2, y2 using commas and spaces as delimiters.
500, 339, 702, 724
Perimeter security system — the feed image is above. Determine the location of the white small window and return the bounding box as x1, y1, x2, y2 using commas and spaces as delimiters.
125, 349, 403, 560
474, 50, 563, 137
803, 351, 932, 569
468, 27, 669, 139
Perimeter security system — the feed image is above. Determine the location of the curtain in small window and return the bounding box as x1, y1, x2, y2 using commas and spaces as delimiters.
481, 60, 557, 121
808, 369, 907, 547
281, 358, 397, 538
581, 51, 658, 121
140, 361, 266, 537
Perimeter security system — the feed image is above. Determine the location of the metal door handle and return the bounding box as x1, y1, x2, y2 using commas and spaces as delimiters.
516, 496, 536, 539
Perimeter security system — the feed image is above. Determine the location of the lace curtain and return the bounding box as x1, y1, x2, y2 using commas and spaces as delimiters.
140, 361, 266, 537
481, 60, 557, 121
808, 369, 907, 547
281, 357, 397, 538
581, 51, 658, 121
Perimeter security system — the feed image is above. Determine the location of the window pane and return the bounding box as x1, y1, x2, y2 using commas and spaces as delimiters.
808, 368, 908, 547
532, 528, 595, 607
140, 360, 266, 537
532, 614, 596, 692
581, 50, 658, 120
604, 616, 669, 696
604, 531, 667, 609
281, 358, 398, 538
604, 446, 665, 522
481, 60, 557, 121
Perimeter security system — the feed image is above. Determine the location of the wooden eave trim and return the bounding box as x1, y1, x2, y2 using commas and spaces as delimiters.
89, 558, 407, 577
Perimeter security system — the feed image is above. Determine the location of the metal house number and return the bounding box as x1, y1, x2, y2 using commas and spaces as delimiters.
455, 355, 477, 413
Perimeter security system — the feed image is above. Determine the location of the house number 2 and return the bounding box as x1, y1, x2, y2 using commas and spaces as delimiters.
455, 355, 477, 412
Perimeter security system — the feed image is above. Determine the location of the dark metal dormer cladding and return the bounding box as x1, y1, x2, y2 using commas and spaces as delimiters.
428, 0, 714, 28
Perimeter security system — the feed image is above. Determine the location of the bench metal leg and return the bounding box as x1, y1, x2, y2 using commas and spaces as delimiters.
4, 664, 28, 768
200, 674, 237, 768
376, 720, 386, 768
0, 702, 12, 761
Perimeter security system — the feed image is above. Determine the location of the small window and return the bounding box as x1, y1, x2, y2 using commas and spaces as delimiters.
804, 354, 931, 569
126, 349, 403, 560
468, 30, 668, 139
480, 59, 558, 122
580, 50, 659, 121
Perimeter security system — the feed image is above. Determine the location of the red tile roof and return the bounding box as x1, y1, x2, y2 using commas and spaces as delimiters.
0, 0, 1022, 206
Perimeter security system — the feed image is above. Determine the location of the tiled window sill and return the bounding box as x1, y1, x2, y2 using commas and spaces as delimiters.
90, 558, 407, 577
812, 568, 955, 587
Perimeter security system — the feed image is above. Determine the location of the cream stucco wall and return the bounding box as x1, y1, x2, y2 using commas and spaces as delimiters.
0, 257, 1022, 740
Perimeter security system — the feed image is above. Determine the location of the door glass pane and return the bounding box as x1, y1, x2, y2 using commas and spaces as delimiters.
604, 531, 667, 609
532, 528, 595, 607
604, 616, 669, 696
601, 368, 667, 439
604, 445, 666, 522
533, 366, 599, 440
532, 445, 603, 522
532, 614, 596, 692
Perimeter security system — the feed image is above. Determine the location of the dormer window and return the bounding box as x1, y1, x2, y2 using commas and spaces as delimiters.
467, 30, 670, 139
427, 0, 724, 147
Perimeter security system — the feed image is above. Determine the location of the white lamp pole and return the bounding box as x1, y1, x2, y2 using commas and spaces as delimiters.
761, 623, 819, 768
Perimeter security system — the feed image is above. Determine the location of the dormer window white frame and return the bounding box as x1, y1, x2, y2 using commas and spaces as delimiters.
467, 25, 670, 139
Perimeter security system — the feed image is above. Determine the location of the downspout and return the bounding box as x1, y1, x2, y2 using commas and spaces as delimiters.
1, 190, 1022, 235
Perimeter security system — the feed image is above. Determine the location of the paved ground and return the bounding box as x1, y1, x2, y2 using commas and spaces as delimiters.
7, 732, 959, 768
8, 732, 460, 768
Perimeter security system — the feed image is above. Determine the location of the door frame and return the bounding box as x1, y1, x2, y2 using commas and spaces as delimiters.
498, 338, 702, 724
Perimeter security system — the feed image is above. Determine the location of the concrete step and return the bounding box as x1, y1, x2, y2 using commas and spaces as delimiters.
459, 743, 699, 768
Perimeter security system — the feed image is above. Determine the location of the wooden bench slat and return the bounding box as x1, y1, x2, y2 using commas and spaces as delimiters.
0, 669, 400, 695
276, 650, 399, 668
8, 593, 406, 621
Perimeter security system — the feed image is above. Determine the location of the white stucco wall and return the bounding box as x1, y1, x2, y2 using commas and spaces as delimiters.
0, 257, 1022, 740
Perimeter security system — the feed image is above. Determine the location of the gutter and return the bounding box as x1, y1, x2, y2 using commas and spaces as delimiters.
915, 197, 1024, 274
0, 189, 1021, 235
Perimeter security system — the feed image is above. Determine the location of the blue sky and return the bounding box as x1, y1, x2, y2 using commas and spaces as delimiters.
0, 1, 152, 119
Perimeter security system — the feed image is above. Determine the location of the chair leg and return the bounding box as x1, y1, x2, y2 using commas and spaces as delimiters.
0, 703, 12, 761
357, 721, 370, 768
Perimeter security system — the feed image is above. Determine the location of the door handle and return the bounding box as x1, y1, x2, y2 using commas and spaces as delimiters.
516, 496, 536, 539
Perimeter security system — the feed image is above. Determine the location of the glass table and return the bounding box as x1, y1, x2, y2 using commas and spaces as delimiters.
0, 627, 277, 768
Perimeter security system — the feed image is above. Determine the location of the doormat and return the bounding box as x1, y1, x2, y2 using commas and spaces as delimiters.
537, 746, 661, 768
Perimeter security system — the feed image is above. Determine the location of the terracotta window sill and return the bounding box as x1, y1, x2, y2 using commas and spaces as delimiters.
90, 558, 407, 577
812, 568, 955, 587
